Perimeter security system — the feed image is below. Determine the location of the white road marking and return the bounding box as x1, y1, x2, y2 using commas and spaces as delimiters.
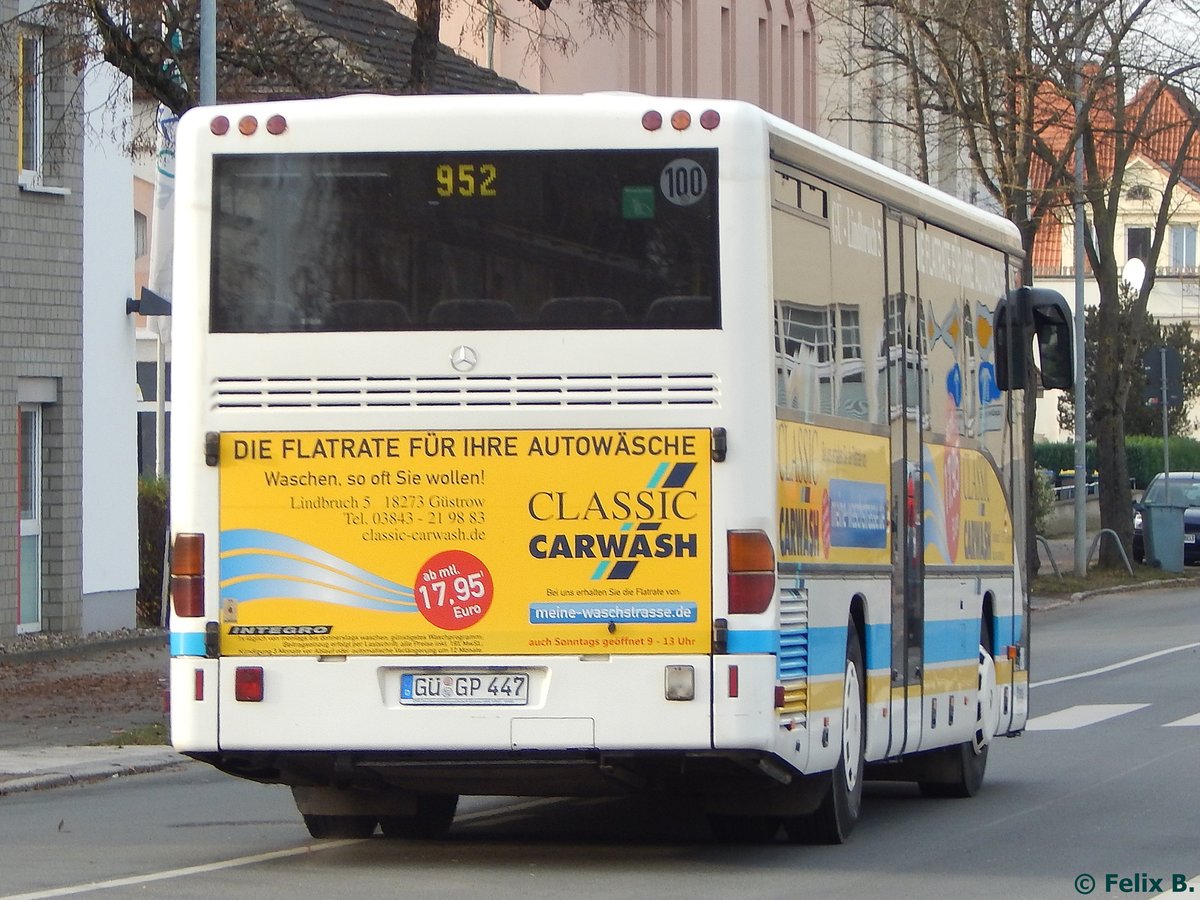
0, 798, 564, 899
0, 840, 360, 899
1164, 712, 1200, 727
1025, 703, 1149, 731
1030, 642, 1200, 688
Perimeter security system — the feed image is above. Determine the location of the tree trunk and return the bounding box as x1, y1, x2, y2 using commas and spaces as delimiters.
409, 0, 442, 94
1092, 279, 1135, 567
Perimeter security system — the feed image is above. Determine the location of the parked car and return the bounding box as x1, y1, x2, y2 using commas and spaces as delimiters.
1132, 471, 1200, 565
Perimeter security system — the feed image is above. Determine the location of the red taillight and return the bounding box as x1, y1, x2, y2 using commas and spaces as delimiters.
194, 668, 205, 702
728, 530, 775, 614
235, 666, 265, 702
728, 664, 739, 698
171, 533, 205, 618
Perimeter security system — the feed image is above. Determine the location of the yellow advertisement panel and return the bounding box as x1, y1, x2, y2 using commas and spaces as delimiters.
776, 421, 891, 565
218, 429, 711, 656
922, 444, 1014, 567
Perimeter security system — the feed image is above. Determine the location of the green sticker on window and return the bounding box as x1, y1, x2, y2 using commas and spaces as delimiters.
622, 186, 655, 220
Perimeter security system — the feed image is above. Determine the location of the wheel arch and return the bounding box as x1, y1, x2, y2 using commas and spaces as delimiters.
980, 591, 996, 654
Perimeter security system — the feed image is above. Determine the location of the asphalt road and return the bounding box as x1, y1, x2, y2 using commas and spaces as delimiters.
0, 584, 1196, 899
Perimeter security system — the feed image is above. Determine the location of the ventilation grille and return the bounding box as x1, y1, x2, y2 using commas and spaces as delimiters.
778, 584, 809, 722
212, 373, 721, 409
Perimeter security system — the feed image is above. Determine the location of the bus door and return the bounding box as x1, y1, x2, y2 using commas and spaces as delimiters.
885, 214, 925, 756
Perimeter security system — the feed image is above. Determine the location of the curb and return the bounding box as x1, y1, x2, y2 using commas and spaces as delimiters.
0, 748, 188, 796
1032, 575, 1200, 613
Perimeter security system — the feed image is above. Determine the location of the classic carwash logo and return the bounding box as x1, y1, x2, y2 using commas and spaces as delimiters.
526, 462, 699, 580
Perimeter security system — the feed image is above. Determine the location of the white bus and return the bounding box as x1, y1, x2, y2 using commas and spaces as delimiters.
168, 93, 1072, 843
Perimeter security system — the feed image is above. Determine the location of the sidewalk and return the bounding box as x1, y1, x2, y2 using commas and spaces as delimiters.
0, 745, 188, 796
0, 629, 184, 796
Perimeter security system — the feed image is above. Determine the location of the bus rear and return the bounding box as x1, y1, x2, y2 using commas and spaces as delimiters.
168, 94, 785, 838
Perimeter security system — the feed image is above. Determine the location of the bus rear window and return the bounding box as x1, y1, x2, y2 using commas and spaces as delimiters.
210, 150, 720, 332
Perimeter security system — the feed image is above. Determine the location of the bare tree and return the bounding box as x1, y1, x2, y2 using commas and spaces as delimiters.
815, 0, 1200, 569
1, 0, 649, 117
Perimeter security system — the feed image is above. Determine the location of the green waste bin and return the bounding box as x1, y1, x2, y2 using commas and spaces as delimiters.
1143, 502, 1186, 572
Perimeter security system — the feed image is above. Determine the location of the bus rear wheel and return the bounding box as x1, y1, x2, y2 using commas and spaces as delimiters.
919, 626, 997, 799
784, 623, 865, 844
379, 794, 459, 840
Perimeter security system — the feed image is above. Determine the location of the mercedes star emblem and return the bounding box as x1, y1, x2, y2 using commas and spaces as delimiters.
450, 345, 478, 372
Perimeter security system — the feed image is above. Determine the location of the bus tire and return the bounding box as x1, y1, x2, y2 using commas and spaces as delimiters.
302, 813, 377, 839
379, 794, 459, 839
919, 625, 996, 799
784, 623, 865, 844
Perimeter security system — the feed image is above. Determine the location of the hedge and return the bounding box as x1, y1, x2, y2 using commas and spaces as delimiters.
137, 477, 169, 628
1034, 436, 1200, 489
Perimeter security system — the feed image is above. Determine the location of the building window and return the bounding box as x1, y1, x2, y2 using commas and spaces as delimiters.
135, 210, 149, 258
18, 31, 44, 186
1170, 224, 1197, 269
18, 405, 43, 634
1127, 226, 1151, 263
1126, 184, 1152, 201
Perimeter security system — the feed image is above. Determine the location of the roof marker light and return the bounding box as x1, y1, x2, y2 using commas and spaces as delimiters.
670, 109, 692, 130
642, 110, 663, 131
266, 114, 288, 135
238, 115, 258, 136
210, 116, 230, 136
700, 109, 721, 130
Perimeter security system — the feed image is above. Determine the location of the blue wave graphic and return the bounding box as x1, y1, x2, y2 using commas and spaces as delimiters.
921, 448, 950, 561
220, 529, 416, 614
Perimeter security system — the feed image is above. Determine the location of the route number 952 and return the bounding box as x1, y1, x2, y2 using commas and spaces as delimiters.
436, 163, 498, 197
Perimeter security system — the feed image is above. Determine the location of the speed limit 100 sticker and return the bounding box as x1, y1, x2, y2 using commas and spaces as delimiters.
660, 158, 709, 206
415, 550, 494, 630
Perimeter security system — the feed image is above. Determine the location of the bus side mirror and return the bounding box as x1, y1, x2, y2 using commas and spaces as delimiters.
994, 287, 1074, 391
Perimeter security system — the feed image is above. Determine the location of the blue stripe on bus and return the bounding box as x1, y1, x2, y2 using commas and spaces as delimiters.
726, 629, 779, 654
731, 607, 1024, 682
817, 620, 984, 673
864, 622, 890, 669
171, 631, 207, 657
994, 614, 1023, 650
804, 626, 840, 676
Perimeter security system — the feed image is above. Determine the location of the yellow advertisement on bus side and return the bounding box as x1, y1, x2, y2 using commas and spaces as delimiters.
776, 421, 891, 566
775, 420, 1013, 567
217, 429, 711, 656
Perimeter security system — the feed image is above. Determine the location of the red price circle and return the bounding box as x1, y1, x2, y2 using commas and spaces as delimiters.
414, 550, 494, 631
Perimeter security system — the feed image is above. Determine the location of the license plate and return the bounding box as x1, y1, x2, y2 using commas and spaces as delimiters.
400, 672, 529, 706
